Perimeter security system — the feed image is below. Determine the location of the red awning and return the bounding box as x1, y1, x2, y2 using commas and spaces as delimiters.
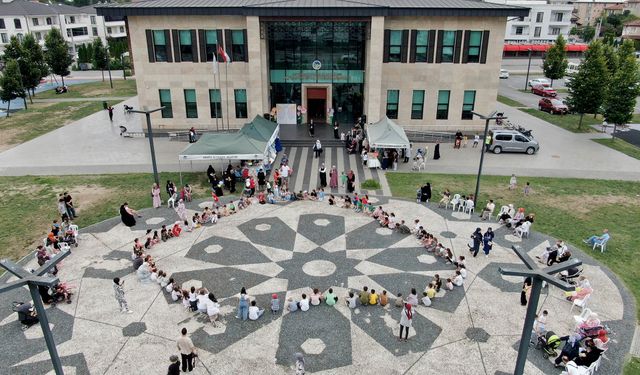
530, 44, 550, 52
503, 44, 588, 52
503, 44, 521, 52
566, 44, 589, 52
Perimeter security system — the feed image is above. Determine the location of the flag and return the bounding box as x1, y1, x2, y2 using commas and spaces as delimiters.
212, 53, 219, 75
217, 46, 231, 64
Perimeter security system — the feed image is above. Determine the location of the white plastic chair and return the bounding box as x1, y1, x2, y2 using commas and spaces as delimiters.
570, 294, 591, 313
593, 238, 609, 253
496, 205, 509, 222
573, 307, 592, 326
464, 202, 475, 215
458, 200, 467, 212
515, 222, 531, 238
448, 194, 461, 210
69, 224, 79, 237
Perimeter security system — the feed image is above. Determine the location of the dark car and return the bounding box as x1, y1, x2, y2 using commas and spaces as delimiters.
531, 85, 557, 97
539, 98, 568, 114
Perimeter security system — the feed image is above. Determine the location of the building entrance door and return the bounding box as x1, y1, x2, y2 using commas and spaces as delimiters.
306, 87, 327, 123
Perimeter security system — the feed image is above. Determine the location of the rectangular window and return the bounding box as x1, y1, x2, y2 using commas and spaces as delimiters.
205, 30, 219, 61
35, 32, 41, 41
107, 27, 112, 34
411, 90, 424, 120
179, 30, 193, 62
92, 27, 98, 37
461, 90, 476, 120
68, 16, 75, 24
0, 19, 5, 29
120, 26, 124, 33
555, 13, 563, 22
234, 89, 248, 118
436, 90, 450, 120
209, 89, 222, 118
32, 18, 39, 26
386, 90, 399, 119
1, 33, 7, 44
231, 30, 246, 62
184, 89, 198, 118
14, 19, 21, 29
153, 30, 168, 62
515, 26, 524, 35
414, 30, 429, 62
159, 89, 173, 118
90, 16, 96, 24
466, 31, 482, 63
388, 30, 403, 62
441, 31, 456, 63
536, 12, 544, 23
46, 17, 52, 25
534, 27, 541, 37
551, 27, 561, 35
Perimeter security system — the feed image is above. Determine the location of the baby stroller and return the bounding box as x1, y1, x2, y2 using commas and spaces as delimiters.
559, 267, 583, 285
535, 331, 562, 358
13, 302, 39, 331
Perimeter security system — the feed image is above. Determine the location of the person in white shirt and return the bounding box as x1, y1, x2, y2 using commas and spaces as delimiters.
248, 300, 264, 320
299, 294, 310, 312
453, 271, 464, 287
421, 292, 432, 307
205, 293, 220, 326
480, 199, 495, 220
346, 292, 357, 309
171, 286, 181, 302
196, 289, 209, 313
459, 265, 467, 279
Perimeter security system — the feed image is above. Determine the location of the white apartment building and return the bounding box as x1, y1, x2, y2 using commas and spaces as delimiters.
0, 0, 126, 55
488, 0, 574, 43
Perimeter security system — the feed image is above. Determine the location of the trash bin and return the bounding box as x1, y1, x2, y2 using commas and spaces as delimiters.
102, 101, 108, 110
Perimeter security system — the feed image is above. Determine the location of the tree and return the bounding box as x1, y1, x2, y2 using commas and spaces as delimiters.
0, 60, 26, 117
543, 35, 569, 86
603, 40, 640, 139
21, 34, 47, 101
602, 43, 618, 75
92, 38, 108, 81
566, 40, 609, 129
581, 26, 596, 42
44, 28, 72, 85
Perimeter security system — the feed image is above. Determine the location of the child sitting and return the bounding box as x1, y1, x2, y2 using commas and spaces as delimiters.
150, 268, 159, 283
421, 292, 432, 307
188, 287, 198, 311
171, 222, 182, 237
270, 293, 280, 313
171, 286, 182, 302
445, 278, 454, 290
394, 293, 404, 307
380, 290, 389, 306
152, 231, 160, 245
160, 225, 171, 242
182, 290, 191, 309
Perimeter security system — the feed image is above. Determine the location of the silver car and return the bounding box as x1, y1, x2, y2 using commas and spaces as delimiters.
489, 130, 539, 155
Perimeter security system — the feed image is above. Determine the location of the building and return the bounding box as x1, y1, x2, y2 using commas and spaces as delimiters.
97, 0, 526, 132
490, 0, 574, 43
0, 0, 126, 56
572, 0, 626, 26
625, 0, 640, 16
622, 19, 640, 39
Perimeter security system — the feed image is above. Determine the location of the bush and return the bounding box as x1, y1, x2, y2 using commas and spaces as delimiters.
360, 179, 381, 190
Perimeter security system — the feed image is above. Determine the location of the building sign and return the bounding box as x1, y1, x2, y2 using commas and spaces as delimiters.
269, 69, 364, 84
312, 60, 322, 70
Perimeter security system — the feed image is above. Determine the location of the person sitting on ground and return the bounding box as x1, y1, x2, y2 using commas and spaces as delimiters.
359, 286, 370, 306
396, 221, 411, 234
394, 293, 404, 308
299, 294, 310, 312
287, 296, 298, 312
248, 300, 264, 321
196, 288, 209, 313
137, 260, 153, 283
171, 222, 182, 237
426, 283, 437, 299
171, 286, 182, 302
480, 199, 495, 220
379, 290, 389, 306
445, 278, 454, 290
458, 264, 468, 279
346, 292, 358, 309
406, 288, 419, 306
583, 229, 610, 247
421, 292, 432, 307
324, 288, 338, 306
452, 271, 464, 287
372, 206, 383, 219
270, 294, 280, 314
310, 288, 323, 306
205, 293, 220, 326
369, 289, 379, 305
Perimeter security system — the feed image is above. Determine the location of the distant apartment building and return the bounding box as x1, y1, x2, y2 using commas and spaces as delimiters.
572, 0, 626, 26
0, 0, 126, 55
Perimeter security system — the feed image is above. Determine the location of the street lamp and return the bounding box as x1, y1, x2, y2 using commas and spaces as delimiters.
128, 107, 165, 186
524, 48, 533, 91
120, 51, 129, 81
471, 110, 505, 209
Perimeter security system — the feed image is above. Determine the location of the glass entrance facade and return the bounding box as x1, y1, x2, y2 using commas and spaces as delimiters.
267, 21, 366, 124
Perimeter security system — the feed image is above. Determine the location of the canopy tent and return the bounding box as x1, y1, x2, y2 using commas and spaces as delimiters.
366, 116, 410, 149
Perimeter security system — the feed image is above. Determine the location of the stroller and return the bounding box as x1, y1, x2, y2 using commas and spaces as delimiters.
535, 331, 562, 358
559, 267, 583, 285
13, 302, 39, 331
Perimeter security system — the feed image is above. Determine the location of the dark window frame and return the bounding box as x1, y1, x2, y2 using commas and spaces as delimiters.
14, 18, 21, 29
159, 89, 173, 118
411, 90, 425, 120
440, 30, 456, 63
209, 89, 222, 119
436, 90, 450, 120
386, 89, 399, 119
184, 89, 198, 119
152, 30, 168, 62
461, 90, 476, 120
388, 30, 403, 62
178, 30, 194, 62
414, 30, 429, 62
234, 89, 248, 119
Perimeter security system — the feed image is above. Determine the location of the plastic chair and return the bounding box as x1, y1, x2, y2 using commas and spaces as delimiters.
464, 202, 475, 215
515, 222, 531, 238
496, 205, 509, 222
593, 238, 609, 253
458, 200, 467, 212
570, 294, 591, 313
448, 194, 461, 210
573, 307, 592, 326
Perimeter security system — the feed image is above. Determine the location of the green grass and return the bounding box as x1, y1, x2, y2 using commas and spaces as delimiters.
35, 79, 137, 99
386, 172, 640, 318
624, 357, 640, 375
0, 101, 105, 149
593, 138, 640, 161
497, 95, 526, 108
0, 173, 213, 262
521, 108, 600, 133
361, 179, 381, 190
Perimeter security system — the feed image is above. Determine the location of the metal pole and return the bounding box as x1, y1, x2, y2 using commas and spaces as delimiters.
473, 117, 490, 208
513, 278, 543, 375
122, 55, 126, 80
225, 63, 230, 130
106, 44, 113, 89
146, 112, 160, 186
28, 284, 64, 375
524, 49, 532, 91
214, 65, 219, 131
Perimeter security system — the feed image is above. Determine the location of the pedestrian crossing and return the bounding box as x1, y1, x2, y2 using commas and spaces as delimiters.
273, 146, 392, 196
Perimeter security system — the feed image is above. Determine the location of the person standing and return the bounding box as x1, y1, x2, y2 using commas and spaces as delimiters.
107, 105, 114, 121
319, 163, 327, 188
433, 143, 441, 160
333, 122, 340, 139
112, 278, 132, 314
485, 133, 492, 152
177, 327, 197, 373
482, 227, 494, 257
167, 355, 180, 375
398, 302, 413, 342
152, 183, 162, 209
469, 227, 483, 257
346, 170, 356, 193
329, 165, 338, 189
520, 276, 532, 306
313, 139, 322, 158
309, 119, 315, 137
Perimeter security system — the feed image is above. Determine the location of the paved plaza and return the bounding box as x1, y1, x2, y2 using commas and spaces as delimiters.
0, 198, 633, 374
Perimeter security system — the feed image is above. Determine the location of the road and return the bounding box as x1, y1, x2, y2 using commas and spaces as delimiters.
501, 57, 581, 74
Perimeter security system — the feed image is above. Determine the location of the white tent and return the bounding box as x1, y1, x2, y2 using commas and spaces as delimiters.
366, 117, 410, 149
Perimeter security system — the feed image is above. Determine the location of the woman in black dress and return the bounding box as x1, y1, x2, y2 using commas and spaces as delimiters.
347, 169, 356, 193
319, 163, 327, 188
434, 143, 441, 160
207, 165, 216, 185
420, 183, 432, 203
120, 203, 137, 227
521, 277, 532, 306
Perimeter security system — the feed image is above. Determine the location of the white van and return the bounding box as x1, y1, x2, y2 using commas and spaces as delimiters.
566, 62, 579, 75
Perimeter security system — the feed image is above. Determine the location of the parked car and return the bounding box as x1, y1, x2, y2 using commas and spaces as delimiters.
499, 69, 510, 79
566, 62, 580, 75
528, 78, 551, 87
531, 85, 557, 97
539, 98, 568, 114
488, 129, 539, 155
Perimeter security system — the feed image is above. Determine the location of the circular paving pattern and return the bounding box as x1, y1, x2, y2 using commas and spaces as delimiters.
0, 198, 633, 374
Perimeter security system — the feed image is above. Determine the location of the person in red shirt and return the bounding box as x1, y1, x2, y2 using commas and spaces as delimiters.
171, 222, 182, 237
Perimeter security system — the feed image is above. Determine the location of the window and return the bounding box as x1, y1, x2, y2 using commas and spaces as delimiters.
90, 16, 96, 25
515, 26, 524, 35
234, 89, 247, 118
204, 30, 220, 61
184, 89, 198, 118
411, 90, 424, 120
466, 31, 482, 63
153, 30, 168, 62
35, 32, 41, 41
515, 135, 529, 142
92, 27, 98, 37
46, 17, 52, 25
495, 134, 512, 141
16, 33, 23, 42
1, 33, 7, 44
534, 27, 541, 37
551, 27, 561, 35
209, 89, 222, 118
67, 29, 72, 37
388, 30, 403, 62
414, 30, 429, 62
107, 27, 112, 34
386, 90, 399, 119
536, 12, 544, 23
120, 26, 124, 33
441, 31, 456, 63
179, 30, 194, 62
32, 18, 39, 26
0, 19, 5, 29
517, 16, 525, 22
555, 13, 563, 22
230, 30, 246, 62
159, 89, 173, 118
461, 90, 476, 120
68, 16, 75, 24
14, 18, 21, 29
436, 90, 450, 120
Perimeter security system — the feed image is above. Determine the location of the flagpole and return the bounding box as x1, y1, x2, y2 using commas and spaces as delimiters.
217, 68, 222, 131
213, 54, 219, 131
225, 62, 230, 131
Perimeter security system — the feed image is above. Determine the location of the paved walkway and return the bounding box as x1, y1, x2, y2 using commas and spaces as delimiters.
0, 198, 632, 374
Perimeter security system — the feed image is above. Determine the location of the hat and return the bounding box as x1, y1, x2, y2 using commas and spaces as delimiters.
170, 355, 179, 363
272, 293, 278, 299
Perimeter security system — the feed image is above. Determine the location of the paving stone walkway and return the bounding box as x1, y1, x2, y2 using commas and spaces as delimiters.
0, 198, 633, 374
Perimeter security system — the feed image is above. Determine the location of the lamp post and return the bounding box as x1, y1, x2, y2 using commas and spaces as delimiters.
0, 249, 72, 375
524, 48, 533, 91
471, 111, 504, 209
129, 107, 165, 186
499, 246, 581, 375
120, 52, 129, 81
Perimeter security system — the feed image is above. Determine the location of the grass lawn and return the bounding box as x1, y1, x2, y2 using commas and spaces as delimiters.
624, 357, 640, 375
0, 173, 213, 263
386, 172, 640, 318
35, 79, 137, 99
0, 101, 105, 151
593, 138, 640, 161
521, 108, 600, 133
497, 95, 526, 108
